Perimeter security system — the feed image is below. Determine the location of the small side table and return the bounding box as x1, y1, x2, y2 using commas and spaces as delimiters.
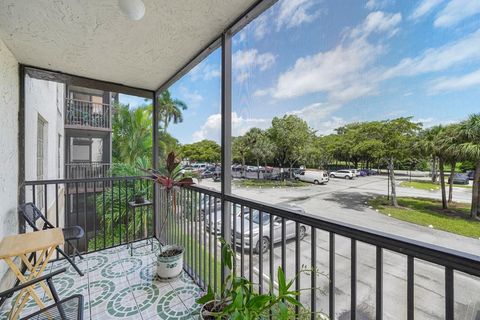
127, 200, 154, 256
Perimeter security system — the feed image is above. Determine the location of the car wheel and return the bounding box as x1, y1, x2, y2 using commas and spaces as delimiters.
345, 175, 349, 179
314, 180, 320, 185
330, 174, 335, 178
295, 177, 300, 181
299, 226, 306, 240
255, 237, 269, 254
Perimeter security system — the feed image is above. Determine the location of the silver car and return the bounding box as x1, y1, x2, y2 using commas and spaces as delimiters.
205, 204, 247, 234
232, 204, 307, 254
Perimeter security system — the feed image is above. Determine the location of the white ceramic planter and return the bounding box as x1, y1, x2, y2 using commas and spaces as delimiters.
156, 245, 184, 280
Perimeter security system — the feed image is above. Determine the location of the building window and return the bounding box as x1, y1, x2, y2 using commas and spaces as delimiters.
37, 116, 47, 210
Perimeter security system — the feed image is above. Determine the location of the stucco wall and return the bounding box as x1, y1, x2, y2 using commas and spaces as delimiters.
0, 38, 19, 290
25, 75, 65, 183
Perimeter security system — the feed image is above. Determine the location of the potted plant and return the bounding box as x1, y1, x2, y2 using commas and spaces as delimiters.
146, 151, 194, 280
133, 189, 147, 204
197, 238, 328, 320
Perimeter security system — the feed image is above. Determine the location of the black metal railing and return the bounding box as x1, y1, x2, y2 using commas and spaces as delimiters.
160, 184, 480, 320
23, 176, 154, 255
21, 177, 480, 318
65, 98, 111, 129
65, 162, 111, 180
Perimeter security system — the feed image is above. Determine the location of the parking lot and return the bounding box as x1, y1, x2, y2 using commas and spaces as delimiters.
198, 175, 480, 319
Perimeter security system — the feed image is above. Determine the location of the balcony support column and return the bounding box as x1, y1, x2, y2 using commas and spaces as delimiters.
221, 30, 233, 283
152, 91, 159, 240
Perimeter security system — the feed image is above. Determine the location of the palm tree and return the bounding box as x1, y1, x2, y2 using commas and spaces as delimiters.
438, 124, 462, 203
417, 126, 443, 183
455, 114, 480, 219
112, 103, 152, 166
418, 126, 448, 208
157, 90, 187, 133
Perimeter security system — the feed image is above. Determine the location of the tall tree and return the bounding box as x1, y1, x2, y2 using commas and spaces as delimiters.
455, 114, 480, 219
438, 124, 462, 203
232, 136, 249, 178
180, 140, 220, 163
380, 118, 422, 207
244, 128, 274, 179
157, 90, 187, 133
417, 126, 444, 183
268, 115, 313, 177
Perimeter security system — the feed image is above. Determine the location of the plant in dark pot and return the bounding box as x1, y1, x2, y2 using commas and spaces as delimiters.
146, 151, 194, 280
133, 189, 147, 204
197, 238, 329, 320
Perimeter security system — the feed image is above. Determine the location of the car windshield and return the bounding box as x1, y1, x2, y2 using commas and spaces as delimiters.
245, 211, 270, 225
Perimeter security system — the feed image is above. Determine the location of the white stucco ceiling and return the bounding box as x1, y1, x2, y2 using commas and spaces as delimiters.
0, 0, 257, 91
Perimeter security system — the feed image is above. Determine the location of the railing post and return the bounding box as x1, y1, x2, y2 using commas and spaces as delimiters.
220, 30, 233, 283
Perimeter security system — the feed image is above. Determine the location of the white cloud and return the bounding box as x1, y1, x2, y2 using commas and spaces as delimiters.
416, 117, 434, 124
190, 62, 220, 81
410, 0, 444, 20
271, 37, 384, 100
192, 112, 269, 142
253, 15, 269, 40
384, 29, 480, 78
253, 88, 272, 97
179, 86, 203, 108
287, 102, 344, 133
365, 0, 394, 10
269, 11, 400, 101
350, 11, 402, 39
434, 0, 480, 27
232, 49, 275, 83
429, 68, 480, 93
276, 0, 320, 30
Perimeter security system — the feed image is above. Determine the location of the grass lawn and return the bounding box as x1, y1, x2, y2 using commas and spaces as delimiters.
400, 180, 471, 190
368, 196, 480, 239
234, 179, 308, 188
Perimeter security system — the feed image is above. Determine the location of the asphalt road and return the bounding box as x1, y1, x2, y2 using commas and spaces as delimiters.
197, 175, 480, 319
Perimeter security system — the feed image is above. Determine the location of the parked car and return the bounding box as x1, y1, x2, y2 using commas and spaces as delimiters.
329, 169, 355, 179
466, 170, 475, 180
233, 204, 307, 254
264, 166, 274, 173
205, 204, 246, 234
180, 166, 193, 175
448, 173, 470, 185
295, 170, 329, 185
201, 170, 214, 179
348, 169, 360, 177
246, 165, 258, 172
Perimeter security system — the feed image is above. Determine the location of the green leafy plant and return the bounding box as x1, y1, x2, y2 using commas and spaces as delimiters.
145, 151, 195, 255
197, 238, 328, 320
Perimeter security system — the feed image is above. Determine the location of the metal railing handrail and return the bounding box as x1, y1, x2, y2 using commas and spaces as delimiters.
65, 97, 112, 108
185, 184, 480, 278
65, 162, 111, 165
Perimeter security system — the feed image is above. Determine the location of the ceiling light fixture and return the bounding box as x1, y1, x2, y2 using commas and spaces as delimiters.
118, 0, 145, 21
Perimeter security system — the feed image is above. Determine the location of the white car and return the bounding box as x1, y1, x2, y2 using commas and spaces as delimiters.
295, 170, 329, 185
329, 169, 354, 179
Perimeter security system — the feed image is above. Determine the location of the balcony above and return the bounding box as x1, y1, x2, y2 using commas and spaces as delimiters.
65, 99, 112, 131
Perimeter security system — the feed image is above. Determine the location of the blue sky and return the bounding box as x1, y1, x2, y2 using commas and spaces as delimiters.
120, 0, 480, 144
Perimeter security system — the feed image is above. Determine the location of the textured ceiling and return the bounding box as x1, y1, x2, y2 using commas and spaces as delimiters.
0, 0, 256, 91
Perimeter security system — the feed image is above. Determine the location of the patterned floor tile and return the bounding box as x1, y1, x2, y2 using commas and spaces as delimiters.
1, 239, 202, 320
